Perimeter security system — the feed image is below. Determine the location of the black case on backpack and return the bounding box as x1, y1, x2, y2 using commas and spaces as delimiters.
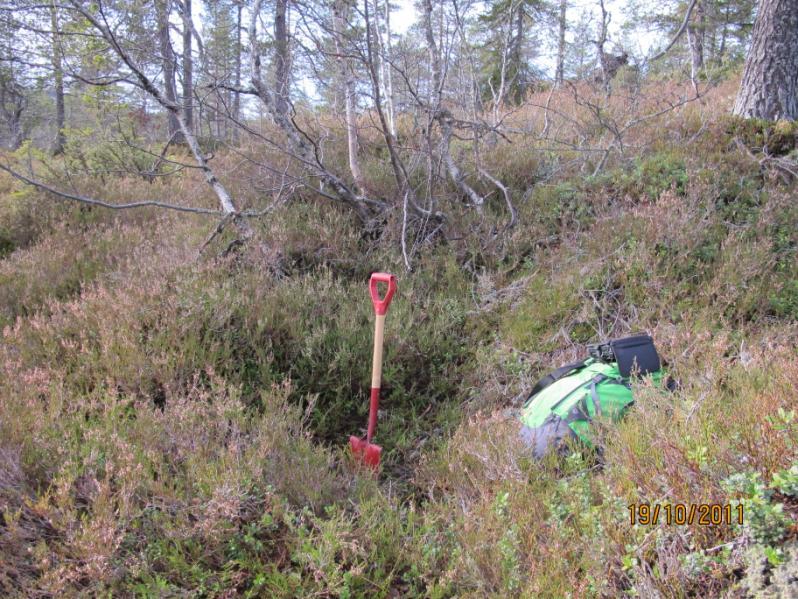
611, 334, 661, 378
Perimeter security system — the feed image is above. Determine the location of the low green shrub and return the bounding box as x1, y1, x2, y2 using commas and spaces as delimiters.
725, 116, 798, 156
632, 150, 689, 198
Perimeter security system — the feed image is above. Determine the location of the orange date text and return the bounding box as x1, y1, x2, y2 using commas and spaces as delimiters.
628, 503, 743, 526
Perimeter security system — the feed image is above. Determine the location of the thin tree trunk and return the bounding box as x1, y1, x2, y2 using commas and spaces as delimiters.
182, 0, 194, 134
157, 0, 181, 142
596, 0, 610, 91
510, 3, 524, 103
332, 0, 365, 190
555, 0, 567, 86
249, 0, 372, 222
733, 0, 798, 120
718, 1, 731, 60
362, 0, 431, 220
704, 0, 718, 64
2, 101, 25, 150
10, 110, 23, 150
0, 68, 26, 150
50, 1, 65, 155
421, 0, 484, 209
371, 0, 386, 103
232, 1, 242, 143
383, 0, 395, 135
687, 0, 704, 86
371, 0, 394, 134
274, 0, 290, 118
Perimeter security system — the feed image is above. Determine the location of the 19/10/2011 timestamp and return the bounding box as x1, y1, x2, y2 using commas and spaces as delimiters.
629, 503, 743, 526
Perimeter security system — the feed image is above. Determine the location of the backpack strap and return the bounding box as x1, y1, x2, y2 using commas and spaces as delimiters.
526, 358, 590, 402
588, 374, 605, 417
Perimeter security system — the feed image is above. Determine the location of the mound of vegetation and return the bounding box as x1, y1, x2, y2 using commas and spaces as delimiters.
1, 86, 797, 596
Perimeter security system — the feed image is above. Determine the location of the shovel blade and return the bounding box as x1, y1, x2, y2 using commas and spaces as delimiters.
349, 435, 382, 468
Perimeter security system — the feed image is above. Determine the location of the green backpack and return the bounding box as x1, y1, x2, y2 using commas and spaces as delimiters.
519, 335, 668, 458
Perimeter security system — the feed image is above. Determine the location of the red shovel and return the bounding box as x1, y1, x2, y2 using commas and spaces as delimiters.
349, 272, 397, 468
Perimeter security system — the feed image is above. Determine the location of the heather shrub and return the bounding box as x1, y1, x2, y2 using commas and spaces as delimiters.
404, 329, 798, 597
0, 230, 480, 475
630, 149, 689, 199
0, 222, 170, 329
0, 373, 356, 595
0, 177, 66, 254
2, 74, 798, 598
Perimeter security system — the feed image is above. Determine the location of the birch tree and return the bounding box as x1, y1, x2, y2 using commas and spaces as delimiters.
50, 0, 65, 154
421, 0, 484, 209
157, 0, 181, 142
555, 0, 567, 85
331, 0, 365, 191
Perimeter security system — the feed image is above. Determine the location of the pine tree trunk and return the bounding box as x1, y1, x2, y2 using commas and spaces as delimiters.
157, 0, 181, 142
556, 0, 567, 86
274, 0, 290, 118
182, 0, 194, 134
232, 1, 242, 143
733, 0, 798, 121
687, 0, 704, 84
510, 6, 524, 104
50, 1, 65, 155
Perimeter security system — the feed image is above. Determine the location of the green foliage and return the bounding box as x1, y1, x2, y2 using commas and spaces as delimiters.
476, 0, 544, 105
632, 151, 689, 198
722, 471, 791, 546
770, 279, 798, 319
502, 269, 581, 352
725, 116, 798, 156
772, 464, 798, 498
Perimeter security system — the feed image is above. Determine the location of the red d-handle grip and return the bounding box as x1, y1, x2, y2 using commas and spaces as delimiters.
369, 272, 397, 315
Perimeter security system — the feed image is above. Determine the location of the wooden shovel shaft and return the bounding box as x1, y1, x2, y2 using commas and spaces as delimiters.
367, 313, 385, 442
371, 314, 386, 388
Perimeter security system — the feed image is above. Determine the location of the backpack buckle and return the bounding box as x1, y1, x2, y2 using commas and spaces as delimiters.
587, 342, 614, 362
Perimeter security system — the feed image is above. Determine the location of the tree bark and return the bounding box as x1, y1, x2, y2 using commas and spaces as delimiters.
595, 0, 609, 90
157, 0, 181, 142
555, 0, 567, 86
421, 0, 483, 209
249, 0, 372, 222
370, 0, 394, 134
733, 0, 798, 120
232, 1, 242, 143
50, 1, 65, 155
274, 0, 290, 118
382, 0, 395, 135
332, 0, 365, 191
686, 0, 704, 85
510, 3, 524, 104
182, 0, 194, 134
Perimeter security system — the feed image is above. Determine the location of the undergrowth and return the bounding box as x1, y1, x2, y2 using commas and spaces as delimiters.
1, 84, 797, 598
